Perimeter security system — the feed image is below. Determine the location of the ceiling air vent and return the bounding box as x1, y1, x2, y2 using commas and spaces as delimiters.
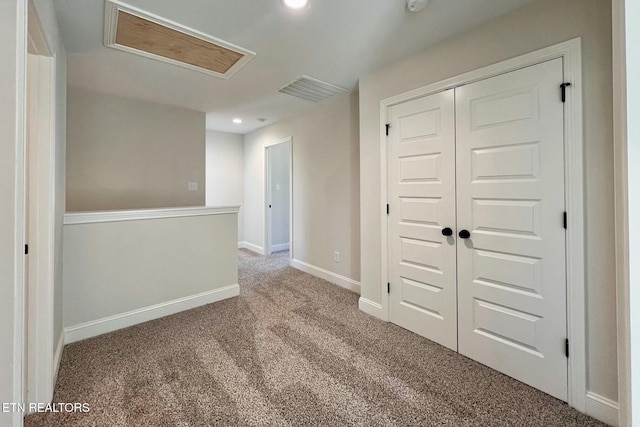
104, 0, 255, 79
278, 76, 349, 102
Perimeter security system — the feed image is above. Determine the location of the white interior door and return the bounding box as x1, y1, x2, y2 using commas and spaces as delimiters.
265, 146, 273, 255
455, 58, 568, 400
265, 140, 291, 255
387, 89, 458, 351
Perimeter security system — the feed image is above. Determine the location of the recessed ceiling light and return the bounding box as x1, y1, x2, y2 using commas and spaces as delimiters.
281, 0, 310, 10
233, 118, 242, 124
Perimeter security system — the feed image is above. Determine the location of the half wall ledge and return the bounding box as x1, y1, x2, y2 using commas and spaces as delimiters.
62, 205, 240, 342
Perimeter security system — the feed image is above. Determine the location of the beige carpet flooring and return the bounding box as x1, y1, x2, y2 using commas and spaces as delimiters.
26, 249, 606, 426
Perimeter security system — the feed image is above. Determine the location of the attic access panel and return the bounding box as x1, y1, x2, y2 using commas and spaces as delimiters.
104, 0, 255, 79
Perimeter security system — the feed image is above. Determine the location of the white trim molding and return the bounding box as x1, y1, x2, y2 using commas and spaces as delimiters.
64, 284, 240, 344
612, 1, 637, 426
378, 38, 586, 411
103, 0, 255, 79
238, 241, 265, 255
13, 1, 28, 426
585, 392, 620, 427
26, 52, 57, 410
64, 205, 240, 225
358, 297, 386, 320
271, 243, 290, 253
52, 330, 64, 387
291, 258, 361, 294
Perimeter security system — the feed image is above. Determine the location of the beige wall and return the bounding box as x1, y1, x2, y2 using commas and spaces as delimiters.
66, 87, 205, 211
244, 91, 360, 282
359, 0, 615, 401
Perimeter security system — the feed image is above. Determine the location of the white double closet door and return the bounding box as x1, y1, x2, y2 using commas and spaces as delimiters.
387, 58, 568, 401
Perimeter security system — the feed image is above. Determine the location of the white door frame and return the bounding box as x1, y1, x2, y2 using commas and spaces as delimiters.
378, 38, 586, 410
26, 0, 58, 409
26, 56, 56, 404
612, 1, 637, 426
264, 137, 293, 258
12, 1, 28, 426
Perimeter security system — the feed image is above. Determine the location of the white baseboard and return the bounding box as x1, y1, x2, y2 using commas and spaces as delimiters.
64, 284, 240, 344
358, 297, 387, 320
585, 391, 619, 426
271, 242, 290, 252
290, 258, 360, 294
53, 329, 64, 386
238, 241, 265, 255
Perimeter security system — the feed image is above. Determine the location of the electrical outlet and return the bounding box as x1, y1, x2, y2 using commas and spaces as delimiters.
188, 182, 198, 191
334, 251, 340, 263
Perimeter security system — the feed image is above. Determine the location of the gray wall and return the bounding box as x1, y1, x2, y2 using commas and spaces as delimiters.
244, 91, 360, 281
66, 87, 206, 212
359, 0, 615, 401
205, 130, 244, 241
63, 213, 238, 329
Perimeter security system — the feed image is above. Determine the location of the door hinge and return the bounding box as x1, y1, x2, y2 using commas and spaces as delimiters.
563, 211, 567, 229
560, 82, 571, 103
565, 338, 569, 358
385, 123, 391, 136
387, 282, 390, 294
24, 244, 29, 255
386, 204, 390, 215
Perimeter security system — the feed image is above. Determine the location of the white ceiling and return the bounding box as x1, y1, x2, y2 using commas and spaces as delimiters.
53, 0, 536, 134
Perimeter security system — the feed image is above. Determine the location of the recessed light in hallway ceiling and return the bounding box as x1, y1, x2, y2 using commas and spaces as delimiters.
281, 0, 310, 10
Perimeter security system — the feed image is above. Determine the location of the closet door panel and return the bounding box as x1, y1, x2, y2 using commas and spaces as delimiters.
455, 58, 568, 401
387, 89, 457, 351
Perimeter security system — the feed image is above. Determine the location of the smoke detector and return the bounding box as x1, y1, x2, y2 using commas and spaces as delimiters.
406, 0, 429, 12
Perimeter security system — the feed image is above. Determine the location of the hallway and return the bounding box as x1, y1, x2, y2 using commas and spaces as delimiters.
26, 250, 604, 426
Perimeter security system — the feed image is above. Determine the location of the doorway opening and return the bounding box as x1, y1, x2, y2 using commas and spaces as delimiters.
264, 137, 292, 257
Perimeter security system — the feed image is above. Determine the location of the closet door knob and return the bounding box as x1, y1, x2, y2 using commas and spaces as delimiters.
458, 229, 471, 239
441, 227, 453, 236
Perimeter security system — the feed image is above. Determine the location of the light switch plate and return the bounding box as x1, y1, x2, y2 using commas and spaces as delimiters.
188, 182, 198, 191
